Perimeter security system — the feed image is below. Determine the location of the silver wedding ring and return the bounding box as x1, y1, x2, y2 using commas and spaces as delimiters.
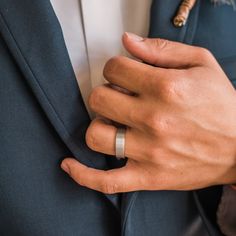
115, 127, 126, 160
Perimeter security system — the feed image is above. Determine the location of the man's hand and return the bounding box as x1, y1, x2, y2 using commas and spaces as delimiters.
61, 33, 236, 194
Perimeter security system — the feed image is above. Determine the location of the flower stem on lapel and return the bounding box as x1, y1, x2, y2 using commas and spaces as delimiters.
174, 0, 235, 27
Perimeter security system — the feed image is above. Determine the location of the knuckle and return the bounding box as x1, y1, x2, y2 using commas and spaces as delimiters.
160, 79, 179, 102
154, 38, 169, 51
197, 47, 214, 62
103, 56, 125, 79
147, 147, 160, 162
162, 79, 175, 93
101, 181, 119, 194
145, 113, 160, 132
145, 113, 169, 135
85, 123, 100, 151
88, 86, 105, 111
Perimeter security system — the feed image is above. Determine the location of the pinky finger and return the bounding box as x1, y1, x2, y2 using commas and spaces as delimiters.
61, 158, 144, 194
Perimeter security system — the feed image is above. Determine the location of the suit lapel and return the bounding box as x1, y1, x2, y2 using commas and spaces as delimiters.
121, 0, 202, 234
0, 0, 109, 170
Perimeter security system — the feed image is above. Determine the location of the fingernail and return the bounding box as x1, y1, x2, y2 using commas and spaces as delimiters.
61, 162, 70, 175
125, 32, 144, 42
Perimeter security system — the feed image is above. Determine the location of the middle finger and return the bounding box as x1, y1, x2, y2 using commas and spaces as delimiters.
89, 85, 140, 128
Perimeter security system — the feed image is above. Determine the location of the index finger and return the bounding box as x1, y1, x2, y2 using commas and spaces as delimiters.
104, 56, 168, 95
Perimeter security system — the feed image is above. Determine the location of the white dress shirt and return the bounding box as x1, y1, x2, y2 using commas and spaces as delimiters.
50, 0, 151, 117
50, 1, 235, 235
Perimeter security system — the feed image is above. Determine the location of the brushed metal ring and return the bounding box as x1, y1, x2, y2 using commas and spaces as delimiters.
115, 127, 126, 160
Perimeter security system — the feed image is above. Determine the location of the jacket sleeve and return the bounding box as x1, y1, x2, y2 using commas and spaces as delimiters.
217, 185, 236, 235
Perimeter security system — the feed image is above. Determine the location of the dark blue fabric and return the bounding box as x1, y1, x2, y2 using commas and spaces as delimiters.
0, 0, 234, 235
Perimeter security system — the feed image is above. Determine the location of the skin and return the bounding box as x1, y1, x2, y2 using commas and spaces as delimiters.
61, 32, 236, 194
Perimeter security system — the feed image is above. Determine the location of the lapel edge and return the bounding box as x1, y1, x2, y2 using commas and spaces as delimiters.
0, 9, 94, 164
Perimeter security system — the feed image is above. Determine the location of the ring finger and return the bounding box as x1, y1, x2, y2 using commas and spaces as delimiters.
86, 118, 147, 161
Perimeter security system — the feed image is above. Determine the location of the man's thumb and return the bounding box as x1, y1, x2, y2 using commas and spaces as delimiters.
122, 32, 199, 68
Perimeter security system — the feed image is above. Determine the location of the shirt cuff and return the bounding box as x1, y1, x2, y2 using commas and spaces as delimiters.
217, 185, 236, 235
231, 185, 236, 190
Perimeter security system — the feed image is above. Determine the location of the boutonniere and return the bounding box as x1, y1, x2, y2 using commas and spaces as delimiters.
174, 0, 235, 27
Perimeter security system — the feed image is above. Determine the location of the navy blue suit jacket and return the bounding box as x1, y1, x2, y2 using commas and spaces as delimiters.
0, 0, 235, 235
